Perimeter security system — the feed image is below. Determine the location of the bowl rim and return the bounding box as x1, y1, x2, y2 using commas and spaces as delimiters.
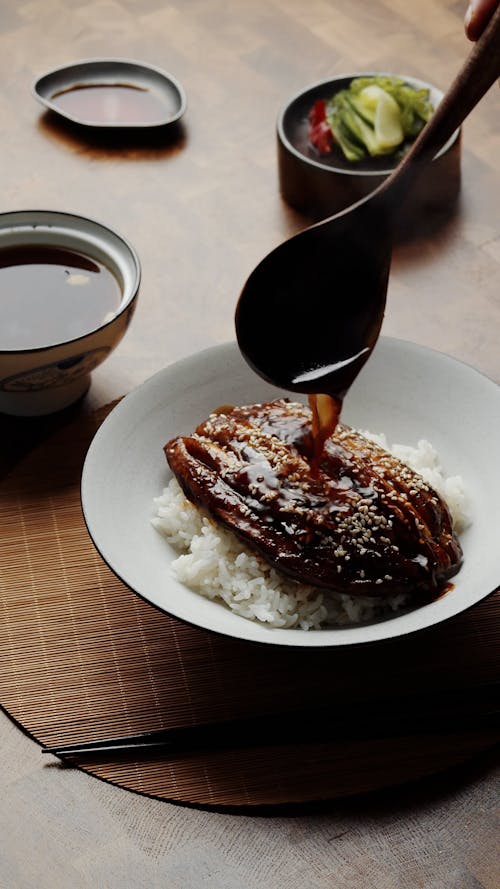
80, 336, 500, 649
277, 71, 459, 177
0, 209, 141, 356
32, 57, 187, 129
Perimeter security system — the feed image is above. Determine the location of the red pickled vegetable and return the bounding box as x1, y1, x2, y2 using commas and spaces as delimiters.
308, 99, 334, 154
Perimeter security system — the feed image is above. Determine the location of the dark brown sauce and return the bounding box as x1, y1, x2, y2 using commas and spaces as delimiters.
165, 400, 463, 598
51, 83, 173, 125
0, 245, 122, 350
435, 581, 455, 600
308, 392, 342, 469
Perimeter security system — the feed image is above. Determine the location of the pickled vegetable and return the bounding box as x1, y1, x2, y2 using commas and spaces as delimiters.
309, 76, 433, 161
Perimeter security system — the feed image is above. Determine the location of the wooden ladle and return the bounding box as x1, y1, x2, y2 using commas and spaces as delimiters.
235, 6, 500, 434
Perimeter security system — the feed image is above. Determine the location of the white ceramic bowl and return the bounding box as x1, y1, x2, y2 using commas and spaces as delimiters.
81, 338, 500, 648
0, 210, 140, 416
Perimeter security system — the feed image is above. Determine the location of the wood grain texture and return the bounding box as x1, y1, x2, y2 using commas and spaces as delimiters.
0, 0, 498, 885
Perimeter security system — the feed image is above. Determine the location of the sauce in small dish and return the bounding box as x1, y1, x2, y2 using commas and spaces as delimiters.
51, 83, 175, 127
33, 59, 187, 129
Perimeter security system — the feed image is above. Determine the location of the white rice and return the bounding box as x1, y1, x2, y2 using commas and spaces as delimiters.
359, 433, 470, 534
152, 434, 470, 630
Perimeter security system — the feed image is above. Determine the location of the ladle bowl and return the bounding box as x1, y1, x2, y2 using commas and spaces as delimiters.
236, 7, 500, 401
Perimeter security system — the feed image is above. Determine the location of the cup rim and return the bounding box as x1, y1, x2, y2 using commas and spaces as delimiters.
0, 209, 141, 355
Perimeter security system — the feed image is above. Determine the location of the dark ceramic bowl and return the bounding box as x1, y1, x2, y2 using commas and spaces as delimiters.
277, 73, 461, 223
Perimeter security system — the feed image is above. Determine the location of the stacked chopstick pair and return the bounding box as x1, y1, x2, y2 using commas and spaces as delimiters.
42, 682, 500, 758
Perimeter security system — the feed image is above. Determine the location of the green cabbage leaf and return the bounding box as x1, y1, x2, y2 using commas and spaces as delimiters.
325, 76, 433, 161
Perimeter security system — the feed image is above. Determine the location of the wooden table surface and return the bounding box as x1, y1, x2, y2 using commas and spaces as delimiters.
0, 1, 498, 886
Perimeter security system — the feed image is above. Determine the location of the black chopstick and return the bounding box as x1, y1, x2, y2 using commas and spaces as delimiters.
42, 683, 500, 758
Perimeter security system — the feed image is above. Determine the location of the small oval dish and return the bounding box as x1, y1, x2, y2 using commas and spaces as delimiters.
33, 58, 186, 129
277, 73, 461, 221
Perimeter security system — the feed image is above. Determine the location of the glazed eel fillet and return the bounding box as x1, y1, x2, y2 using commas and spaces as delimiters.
165, 399, 462, 598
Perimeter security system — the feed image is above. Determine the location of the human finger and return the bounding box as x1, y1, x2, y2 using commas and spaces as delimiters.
465, 0, 498, 40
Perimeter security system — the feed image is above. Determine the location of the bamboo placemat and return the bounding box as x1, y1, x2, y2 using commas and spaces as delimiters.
0, 402, 498, 807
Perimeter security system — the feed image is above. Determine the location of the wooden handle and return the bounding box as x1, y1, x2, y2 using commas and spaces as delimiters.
381, 3, 500, 200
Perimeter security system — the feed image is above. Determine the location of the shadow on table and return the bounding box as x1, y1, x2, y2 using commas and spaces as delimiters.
37, 109, 187, 159
0, 394, 91, 481
279, 188, 462, 249
41, 739, 498, 819
234, 741, 499, 819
